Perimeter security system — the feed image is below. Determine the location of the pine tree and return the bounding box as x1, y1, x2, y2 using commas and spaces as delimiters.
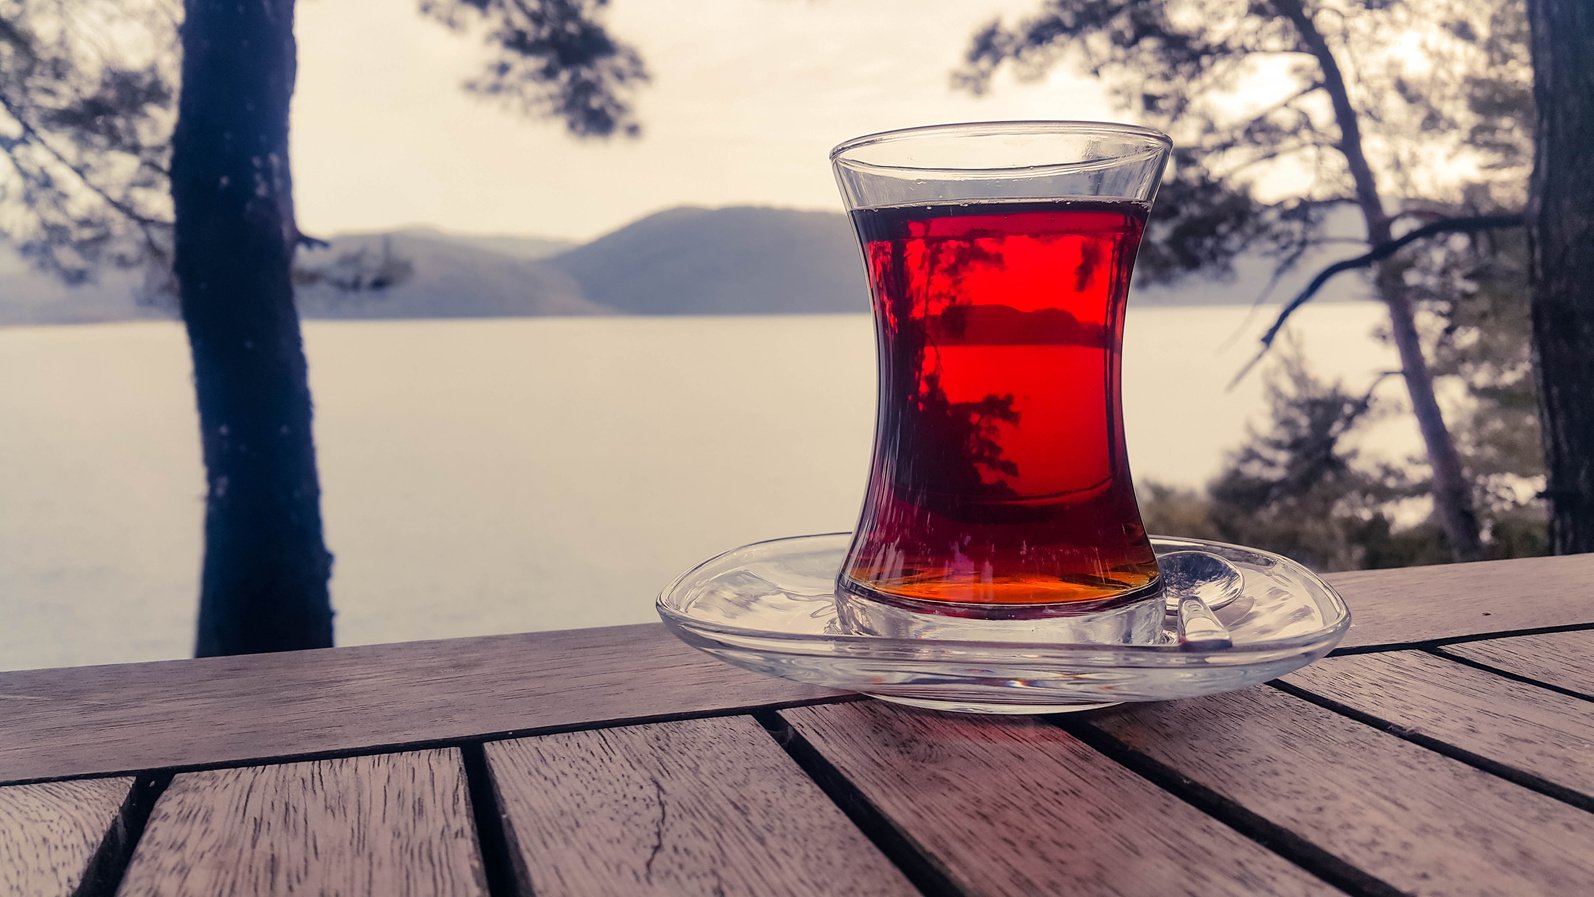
1, 0, 650, 654
958, 0, 1537, 561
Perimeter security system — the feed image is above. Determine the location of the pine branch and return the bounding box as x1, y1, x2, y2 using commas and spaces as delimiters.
1218, 197, 1356, 350
1219, 138, 1326, 176
0, 89, 172, 231
1340, 369, 1403, 435
1228, 213, 1526, 388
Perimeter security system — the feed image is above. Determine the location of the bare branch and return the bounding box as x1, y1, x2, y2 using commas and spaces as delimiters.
1228, 80, 1323, 134
1342, 369, 1403, 432
1219, 196, 1359, 349
1227, 213, 1526, 388
1242, 236, 1317, 315
1218, 138, 1326, 176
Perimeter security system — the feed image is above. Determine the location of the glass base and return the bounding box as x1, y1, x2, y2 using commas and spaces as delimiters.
835, 577, 1165, 646
657, 533, 1351, 715
869, 694, 1121, 715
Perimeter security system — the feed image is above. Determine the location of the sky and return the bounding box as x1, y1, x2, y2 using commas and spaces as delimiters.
291, 0, 1118, 242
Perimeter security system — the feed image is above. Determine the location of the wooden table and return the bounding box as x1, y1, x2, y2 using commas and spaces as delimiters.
3, 553, 1593, 896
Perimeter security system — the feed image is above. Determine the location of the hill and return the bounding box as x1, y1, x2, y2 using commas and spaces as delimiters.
546, 206, 868, 315
0, 229, 599, 326
293, 231, 606, 319
1, 204, 1376, 325
0, 245, 158, 326
380, 226, 575, 261
544, 204, 1373, 314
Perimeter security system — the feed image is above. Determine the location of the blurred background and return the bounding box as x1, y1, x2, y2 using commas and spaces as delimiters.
0, 0, 1560, 669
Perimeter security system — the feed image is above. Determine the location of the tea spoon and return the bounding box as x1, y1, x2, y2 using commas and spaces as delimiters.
1159, 550, 1242, 650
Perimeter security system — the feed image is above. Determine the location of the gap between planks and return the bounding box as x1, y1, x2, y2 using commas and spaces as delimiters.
754, 711, 966, 897
1329, 618, 1594, 656
32, 668, 1583, 897
459, 744, 523, 897
1276, 649, 1594, 813
1270, 679, 1594, 814
73, 774, 169, 897
2, 694, 857, 788
115, 750, 487, 897
1431, 648, 1594, 703
1432, 628, 1594, 701
1077, 685, 1594, 896
0, 773, 168, 897
778, 702, 1354, 897
1052, 716, 1400, 897
478, 714, 917, 897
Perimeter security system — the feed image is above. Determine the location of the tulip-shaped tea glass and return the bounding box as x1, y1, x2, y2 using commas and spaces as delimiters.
832, 121, 1173, 645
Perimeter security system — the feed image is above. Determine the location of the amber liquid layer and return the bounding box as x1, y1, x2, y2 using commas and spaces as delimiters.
842, 199, 1160, 605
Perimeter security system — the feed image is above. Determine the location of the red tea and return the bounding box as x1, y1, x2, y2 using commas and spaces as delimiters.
840, 199, 1160, 606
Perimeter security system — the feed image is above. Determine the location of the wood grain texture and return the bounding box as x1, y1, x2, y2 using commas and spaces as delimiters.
0, 776, 132, 897
1089, 687, 1594, 896
782, 702, 1337, 897
5, 552, 1590, 784
117, 750, 483, 897
1285, 650, 1594, 796
485, 715, 915, 897
1327, 551, 1594, 649
0, 622, 839, 784
1439, 629, 1594, 696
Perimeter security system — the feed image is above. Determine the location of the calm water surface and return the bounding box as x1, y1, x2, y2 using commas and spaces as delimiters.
0, 307, 1404, 670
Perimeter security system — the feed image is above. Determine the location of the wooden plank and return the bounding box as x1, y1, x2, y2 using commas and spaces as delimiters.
1284, 651, 1594, 798
485, 716, 915, 897
1088, 686, 1594, 897
0, 622, 839, 783
782, 702, 1338, 897
1327, 551, 1594, 649
0, 776, 133, 897
4, 552, 1592, 783
1438, 629, 1594, 696
118, 750, 483, 897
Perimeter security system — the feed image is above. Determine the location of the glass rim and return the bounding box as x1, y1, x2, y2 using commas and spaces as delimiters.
830, 119, 1173, 177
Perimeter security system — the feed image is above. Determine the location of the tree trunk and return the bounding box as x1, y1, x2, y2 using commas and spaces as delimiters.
1274, 0, 1484, 562
172, 0, 333, 655
1371, 261, 1483, 561
1526, 0, 1594, 554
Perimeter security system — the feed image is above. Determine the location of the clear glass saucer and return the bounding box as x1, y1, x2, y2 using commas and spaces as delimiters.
657, 533, 1350, 714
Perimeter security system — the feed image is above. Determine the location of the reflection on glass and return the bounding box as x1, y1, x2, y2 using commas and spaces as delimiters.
841, 199, 1160, 605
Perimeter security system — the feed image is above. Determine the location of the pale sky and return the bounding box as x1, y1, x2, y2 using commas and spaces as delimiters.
291, 0, 1119, 242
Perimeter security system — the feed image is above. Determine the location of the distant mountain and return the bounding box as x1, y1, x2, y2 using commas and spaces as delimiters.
1, 204, 1375, 326
544, 203, 1374, 315
293, 231, 606, 319
546, 206, 868, 315
381, 226, 576, 261
0, 244, 157, 326
0, 228, 598, 326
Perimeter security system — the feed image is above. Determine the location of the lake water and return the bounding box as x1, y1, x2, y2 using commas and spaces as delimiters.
0, 305, 1405, 671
